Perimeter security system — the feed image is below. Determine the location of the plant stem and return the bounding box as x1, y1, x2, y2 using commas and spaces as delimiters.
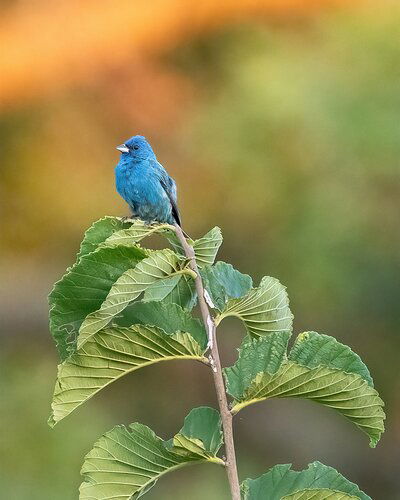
174, 224, 241, 500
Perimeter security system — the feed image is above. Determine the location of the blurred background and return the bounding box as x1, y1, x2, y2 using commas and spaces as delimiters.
1, 1, 399, 498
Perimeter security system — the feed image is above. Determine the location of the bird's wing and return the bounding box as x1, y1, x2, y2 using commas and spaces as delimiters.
150, 158, 182, 227
160, 175, 182, 226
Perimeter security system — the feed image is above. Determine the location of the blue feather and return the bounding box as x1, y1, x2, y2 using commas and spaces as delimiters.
115, 135, 181, 226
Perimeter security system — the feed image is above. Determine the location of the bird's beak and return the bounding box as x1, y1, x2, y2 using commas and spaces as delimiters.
116, 144, 129, 153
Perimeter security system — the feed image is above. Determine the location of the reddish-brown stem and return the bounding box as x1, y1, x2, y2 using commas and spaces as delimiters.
174, 224, 241, 500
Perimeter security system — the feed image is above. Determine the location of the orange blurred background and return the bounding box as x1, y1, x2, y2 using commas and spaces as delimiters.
1, 1, 399, 499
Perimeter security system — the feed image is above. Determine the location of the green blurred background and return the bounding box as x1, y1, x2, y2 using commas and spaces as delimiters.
1, 1, 399, 498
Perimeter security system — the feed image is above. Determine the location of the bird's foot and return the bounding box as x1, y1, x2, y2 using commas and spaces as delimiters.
120, 215, 141, 223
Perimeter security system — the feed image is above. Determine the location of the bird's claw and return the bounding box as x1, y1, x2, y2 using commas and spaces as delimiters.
120, 215, 142, 223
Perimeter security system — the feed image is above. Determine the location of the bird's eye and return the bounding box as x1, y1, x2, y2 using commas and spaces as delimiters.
133, 145, 139, 150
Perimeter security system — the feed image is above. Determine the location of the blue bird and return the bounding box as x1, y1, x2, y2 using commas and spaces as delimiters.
115, 135, 182, 227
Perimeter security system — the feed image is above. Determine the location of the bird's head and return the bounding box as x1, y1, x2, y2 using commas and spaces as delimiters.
116, 135, 156, 160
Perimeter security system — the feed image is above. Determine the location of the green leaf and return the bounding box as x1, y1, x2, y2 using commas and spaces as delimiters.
143, 274, 197, 310
224, 331, 291, 400
77, 216, 132, 259
167, 407, 223, 459
289, 331, 373, 386
227, 333, 385, 447
241, 462, 370, 500
189, 226, 223, 268
79, 407, 223, 499
158, 274, 197, 309
143, 275, 182, 301
165, 226, 223, 269
50, 219, 220, 358
215, 276, 293, 338
49, 324, 207, 426
116, 301, 207, 350
49, 245, 147, 360
77, 249, 195, 348
283, 489, 359, 499
200, 261, 252, 310
101, 219, 175, 248
234, 362, 385, 447
104, 222, 223, 269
